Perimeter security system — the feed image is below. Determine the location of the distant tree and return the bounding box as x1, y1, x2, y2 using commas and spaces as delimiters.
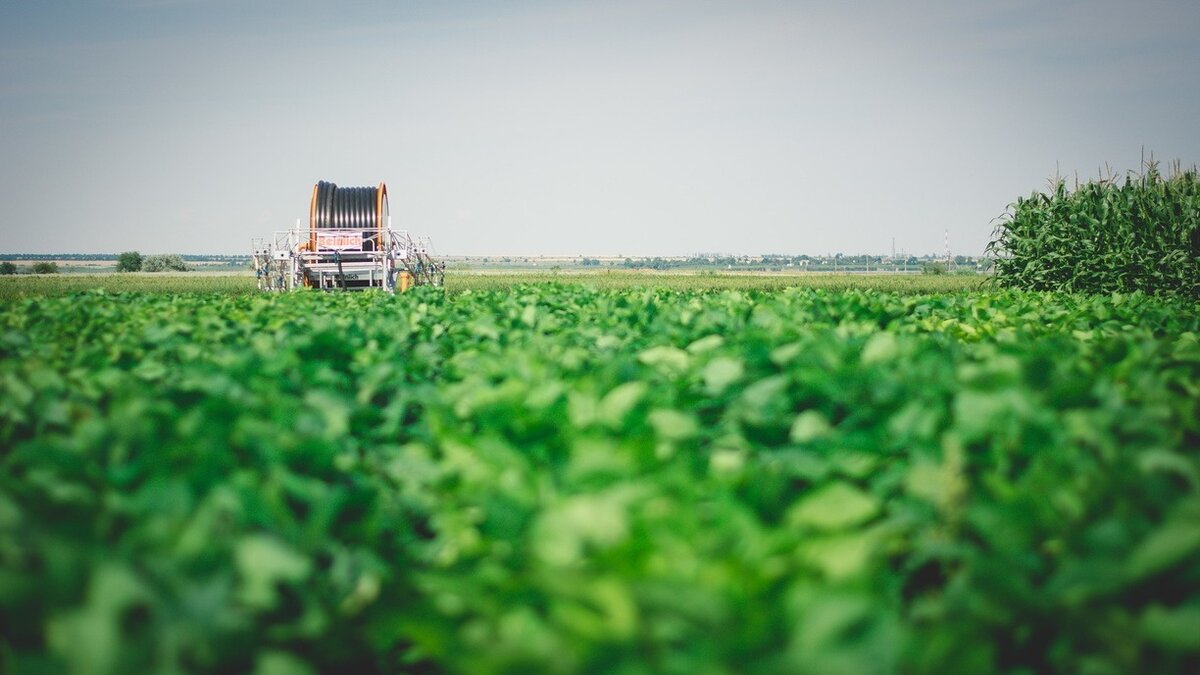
116, 251, 143, 272
142, 254, 189, 272
0, 262, 16, 275
31, 261, 59, 274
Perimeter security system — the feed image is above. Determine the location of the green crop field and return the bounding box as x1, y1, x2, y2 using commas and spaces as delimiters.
0, 271, 979, 300
2, 280, 1197, 674
0, 273, 260, 300
447, 271, 981, 294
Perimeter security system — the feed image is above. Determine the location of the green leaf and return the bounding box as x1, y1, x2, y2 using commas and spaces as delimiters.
520, 304, 537, 326
236, 535, 312, 610
789, 410, 832, 443
709, 449, 746, 476
648, 408, 699, 441
46, 565, 153, 675
799, 531, 880, 580
861, 332, 899, 364
702, 356, 744, 395
255, 652, 317, 675
1140, 604, 1200, 651
533, 490, 634, 566
686, 334, 725, 354
1126, 501, 1200, 581
770, 342, 803, 366
598, 381, 647, 428
788, 481, 880, 530
738, 375, 790, 427
637, 345, 690, 373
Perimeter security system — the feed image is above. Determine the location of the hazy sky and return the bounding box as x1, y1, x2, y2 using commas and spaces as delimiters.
2, 1, 1198, 256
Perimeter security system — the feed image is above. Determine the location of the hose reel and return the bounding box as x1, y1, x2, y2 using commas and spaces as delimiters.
309, 181, 388, 250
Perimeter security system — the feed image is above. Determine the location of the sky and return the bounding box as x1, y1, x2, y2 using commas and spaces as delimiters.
1, 1, 1198, 257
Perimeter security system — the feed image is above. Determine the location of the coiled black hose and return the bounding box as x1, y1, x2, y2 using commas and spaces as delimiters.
309, 181, 388, 231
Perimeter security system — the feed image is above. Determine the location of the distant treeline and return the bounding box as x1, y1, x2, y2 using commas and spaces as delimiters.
618, 254, 981, 269
0, 253, 251, 262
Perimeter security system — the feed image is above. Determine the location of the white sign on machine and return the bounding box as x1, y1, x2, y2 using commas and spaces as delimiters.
316, 232, 362, 251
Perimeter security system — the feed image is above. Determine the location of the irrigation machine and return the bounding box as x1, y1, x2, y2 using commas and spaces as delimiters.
251, 181, 444, 293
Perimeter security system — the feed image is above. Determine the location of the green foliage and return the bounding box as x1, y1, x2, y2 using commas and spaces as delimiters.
30, 261, 58, 274
445, 272, 979, 295
988, 160, 1200, 297
0, 262, 16, 276
1, 286, 1198, 673
0, 272, 980, 301
141, 254, 190, 273
116, 251, 143, 273
0, 274, 258, 300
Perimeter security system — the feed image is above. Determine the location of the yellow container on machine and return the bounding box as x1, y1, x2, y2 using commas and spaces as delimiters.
397, 271, 413, 292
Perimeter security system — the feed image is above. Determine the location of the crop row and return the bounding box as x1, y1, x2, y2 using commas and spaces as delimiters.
989, 162, 1200, 297
0, 271, 982, 301
1, 286, 1197, 673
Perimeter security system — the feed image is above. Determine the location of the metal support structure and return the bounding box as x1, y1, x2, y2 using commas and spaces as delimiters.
252, 225, 443, 294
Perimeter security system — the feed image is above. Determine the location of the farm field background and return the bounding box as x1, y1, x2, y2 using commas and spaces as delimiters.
2, 276, 1198, 673
0, 270, 980, 300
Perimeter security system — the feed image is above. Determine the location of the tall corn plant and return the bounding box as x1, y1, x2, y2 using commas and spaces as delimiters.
987, 160, 1200, 298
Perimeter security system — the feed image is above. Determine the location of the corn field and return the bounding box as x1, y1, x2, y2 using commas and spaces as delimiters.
987, 160, 1200, 297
